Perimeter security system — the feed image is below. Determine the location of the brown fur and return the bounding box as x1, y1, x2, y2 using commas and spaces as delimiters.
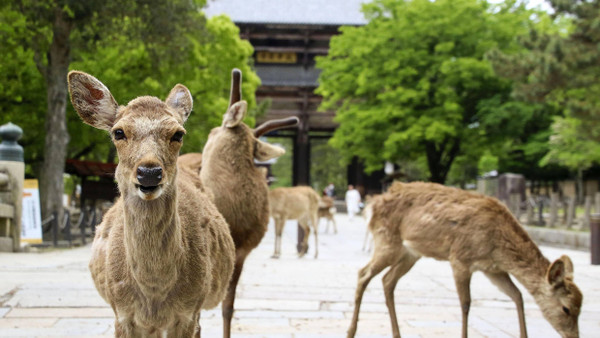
348, 181, 583, 338
69, 71, 235, 337
318, 196, 337, 234
269, 186, 320, 258
183, 91, 290, 337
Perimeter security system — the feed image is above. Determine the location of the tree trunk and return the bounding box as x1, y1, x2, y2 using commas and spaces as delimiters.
39, 8, 72, 223
576, 168, 584, 205
425, 139, 460, 184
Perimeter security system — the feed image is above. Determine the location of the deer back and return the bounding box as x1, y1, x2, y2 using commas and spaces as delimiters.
269, 186, 320, 220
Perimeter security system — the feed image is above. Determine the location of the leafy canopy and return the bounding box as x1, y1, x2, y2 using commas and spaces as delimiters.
317, 0, 535, 183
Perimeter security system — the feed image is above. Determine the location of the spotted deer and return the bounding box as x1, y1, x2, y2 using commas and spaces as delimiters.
269, 186, 320, 258
68, 71, 235, 337
348, 181, 583, 338
179, 69, 298, 338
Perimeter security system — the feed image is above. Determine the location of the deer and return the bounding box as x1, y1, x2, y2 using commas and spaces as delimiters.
361, 194, 379, 252
269, 186, 320, 258
179, 69, 299, 338
318, 195, 337, 234
348, 181, 583, 338
68, 71, 235, 337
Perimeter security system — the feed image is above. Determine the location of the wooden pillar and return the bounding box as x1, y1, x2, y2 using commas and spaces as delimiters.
294, 93, 310, 252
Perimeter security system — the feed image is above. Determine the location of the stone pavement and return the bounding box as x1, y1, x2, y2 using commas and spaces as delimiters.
0, 213, 599, 337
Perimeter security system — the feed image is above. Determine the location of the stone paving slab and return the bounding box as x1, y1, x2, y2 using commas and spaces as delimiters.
0, 213, 598, 337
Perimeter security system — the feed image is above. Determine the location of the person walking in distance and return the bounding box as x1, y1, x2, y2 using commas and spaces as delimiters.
324, 183, 336, 198
345, 184, 361, 221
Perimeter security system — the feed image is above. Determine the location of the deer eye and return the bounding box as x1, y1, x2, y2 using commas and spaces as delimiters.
113, 129, 126, 141
171, 131, 184, 142
562, 306, 570, 315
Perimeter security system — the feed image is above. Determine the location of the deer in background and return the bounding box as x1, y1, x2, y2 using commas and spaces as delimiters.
180, 69, 298, 338
318, 195, 337, 234
68, 71, 235, 337
348, 181, 582, 338
269, 186, 320, 258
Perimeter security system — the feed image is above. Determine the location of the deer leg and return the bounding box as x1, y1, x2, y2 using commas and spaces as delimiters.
272, 217, 284, 258
298, 219, 310, 258
222, 252, 248, 338
169, 315, 197, 338
382, 251, 420, 338
347, 247, 397, 338
484, 272, 527, 338
362, 227, 370, 251
311, 214, 319, 258
451, 263, 473, 338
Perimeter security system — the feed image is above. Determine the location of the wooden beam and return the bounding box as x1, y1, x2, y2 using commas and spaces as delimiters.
253, 46, 329, 54
248, 32, 336, 41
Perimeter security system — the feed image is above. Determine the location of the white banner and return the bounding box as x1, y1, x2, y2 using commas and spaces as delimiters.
21, 179, 42, 244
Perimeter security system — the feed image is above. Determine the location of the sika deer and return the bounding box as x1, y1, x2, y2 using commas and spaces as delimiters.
181, 69, 298, 338
269, 186, 320, 258
348, 181, 582, 338
318, 195, 337, 234
68, 71, 235, 337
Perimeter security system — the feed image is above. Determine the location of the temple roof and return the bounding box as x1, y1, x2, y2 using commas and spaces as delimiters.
203, 0, 368, 26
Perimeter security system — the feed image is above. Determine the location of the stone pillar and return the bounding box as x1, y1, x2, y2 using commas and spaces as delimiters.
584, 195, 592, 229
0, 123, 24, 252
525, 196, 534, 225
549, 193, 559, 227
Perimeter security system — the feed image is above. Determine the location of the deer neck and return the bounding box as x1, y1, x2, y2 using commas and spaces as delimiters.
121, 182, 184, 295
501, 240, 551, 300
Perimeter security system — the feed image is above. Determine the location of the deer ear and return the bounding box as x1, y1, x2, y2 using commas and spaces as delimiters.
223, 101, 247, 128
68, 71, 118, 131
547, 256, 573, 286
254, 139, 285, 161
166, 84, 193, 123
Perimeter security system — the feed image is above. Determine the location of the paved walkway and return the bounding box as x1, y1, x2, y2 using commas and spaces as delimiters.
0, 214, 598, 337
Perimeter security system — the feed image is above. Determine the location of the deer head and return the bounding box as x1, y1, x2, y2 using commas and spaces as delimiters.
68, 71, 192, 201
539, 255, 582, 338
202, 69, 297, 166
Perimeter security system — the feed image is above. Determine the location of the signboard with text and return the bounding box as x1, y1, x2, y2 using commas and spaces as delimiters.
21, 179, 42, 244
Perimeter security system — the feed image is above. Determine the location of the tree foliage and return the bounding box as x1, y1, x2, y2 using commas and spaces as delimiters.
490, 0, 600, 175
317, 0, 536, 183
0, 0, 258, 219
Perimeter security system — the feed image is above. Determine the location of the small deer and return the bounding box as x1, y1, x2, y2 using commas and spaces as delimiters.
180, 69, 298, 338
348, 181, 582, 338
68, 71, 235, 337
318, 195, 337, 234
269, 186, 320, 258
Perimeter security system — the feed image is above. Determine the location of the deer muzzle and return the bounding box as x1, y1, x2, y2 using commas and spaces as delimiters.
136, 166, 163, 193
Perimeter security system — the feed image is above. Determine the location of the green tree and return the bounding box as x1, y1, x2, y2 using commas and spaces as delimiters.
316, 0, 535, 183
0, 1, 258, 220
489, 0, 600, 195
310, 139, 347, 198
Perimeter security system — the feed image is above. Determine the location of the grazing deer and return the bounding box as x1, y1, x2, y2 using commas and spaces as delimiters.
348, 181, 582, 338
269, 186, 320, 258
68, 71, 235, 337
181, 69, 298, 338
318, 195, 337, 234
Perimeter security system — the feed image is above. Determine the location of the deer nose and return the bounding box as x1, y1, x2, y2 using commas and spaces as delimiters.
136, 166, 162, 187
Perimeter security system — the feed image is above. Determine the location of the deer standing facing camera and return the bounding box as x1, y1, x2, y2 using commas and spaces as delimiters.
68, 71, 235, 337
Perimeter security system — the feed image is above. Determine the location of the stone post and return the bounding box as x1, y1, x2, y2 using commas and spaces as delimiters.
549, 193, 559, 227
590, 214, 600, 265
584, 195, 592, 229
566, 197, 576, 229
526, 196, 534, 225
0, 122, 24, 252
